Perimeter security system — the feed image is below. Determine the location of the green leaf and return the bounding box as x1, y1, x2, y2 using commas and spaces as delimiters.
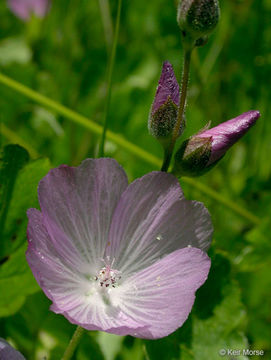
189, 282, 248, 360
234, 219, 271, 271
0, 144, 50, 316
0, 144, 29, 252
0, 242, 39, 317
144, 316, 192, 360
0, 144, 50, 258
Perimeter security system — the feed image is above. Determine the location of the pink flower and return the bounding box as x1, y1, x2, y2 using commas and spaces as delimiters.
26, 159, 212, 339
7, 0, 50, 21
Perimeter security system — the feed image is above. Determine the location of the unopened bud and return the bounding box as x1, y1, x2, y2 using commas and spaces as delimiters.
177, 0, 220, 49
148, 61, 180, 147
173, 110, 260, 177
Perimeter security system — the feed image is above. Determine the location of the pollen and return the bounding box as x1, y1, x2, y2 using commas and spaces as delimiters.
95, 265, 122, 288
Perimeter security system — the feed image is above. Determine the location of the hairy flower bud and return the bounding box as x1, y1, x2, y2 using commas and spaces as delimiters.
177, 0, 220, 49
148, 61, 180, 147
173, 110, 260, 177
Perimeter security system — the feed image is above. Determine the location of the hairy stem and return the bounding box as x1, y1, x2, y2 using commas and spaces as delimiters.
61, 326, 85, 360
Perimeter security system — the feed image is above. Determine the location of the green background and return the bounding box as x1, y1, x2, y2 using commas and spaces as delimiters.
0, 0, 270, 359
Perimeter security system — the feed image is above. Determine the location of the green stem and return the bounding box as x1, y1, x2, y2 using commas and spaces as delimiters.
0, 72, 160, 167
182, 176, 261, 225
98, 0, 114, 54
61, 326, 85, 360
0, 72, 261, 225
161, 50, 191, 172
99, 0, 122, 157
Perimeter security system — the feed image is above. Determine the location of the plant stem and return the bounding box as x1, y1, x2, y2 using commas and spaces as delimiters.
99, 0, 122, 157
182, 176, 261, 225
98, 0, 113, 54
161, 50, 191, 172
61, 326, 85, 360
0, 72, 261, 225
0, 72, 160, 167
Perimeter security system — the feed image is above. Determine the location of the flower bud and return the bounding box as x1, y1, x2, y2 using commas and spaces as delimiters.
177, 0, 220, 49
173, 110, 260, 177
8, 0, 50, 21
148, 61, 180, 147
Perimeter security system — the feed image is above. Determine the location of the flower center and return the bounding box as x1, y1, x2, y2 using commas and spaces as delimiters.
95, 265, 121, 288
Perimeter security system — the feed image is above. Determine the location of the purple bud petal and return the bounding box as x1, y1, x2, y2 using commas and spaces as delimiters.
8, 0, 50, 21
198, 110, 260, 164
152, 61, 179, 115
173, 110, 260, 177
149, 62, 180, 145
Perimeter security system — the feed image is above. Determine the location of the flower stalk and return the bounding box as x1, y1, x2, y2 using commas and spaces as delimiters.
161, 50, 191, 172
61, 326, 85, 360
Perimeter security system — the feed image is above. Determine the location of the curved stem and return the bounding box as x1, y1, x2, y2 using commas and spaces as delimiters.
61, 326, 85, 360
0, 72, 261, 225
99, 0, 122, 157
0, 72, 160, 167
182, 176, 261, 225
161, 50, 191, 172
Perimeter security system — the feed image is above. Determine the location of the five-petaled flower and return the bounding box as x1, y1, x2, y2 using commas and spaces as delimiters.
26, 158, 212, 339
7, 0, 50, 21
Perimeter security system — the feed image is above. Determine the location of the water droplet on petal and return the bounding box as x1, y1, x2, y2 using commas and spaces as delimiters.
156, 234, 163, 241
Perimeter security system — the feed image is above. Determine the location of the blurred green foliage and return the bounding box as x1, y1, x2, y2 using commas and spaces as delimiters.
0, 0, 271, 359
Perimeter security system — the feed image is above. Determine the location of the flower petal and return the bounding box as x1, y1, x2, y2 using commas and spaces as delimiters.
107, 172, 212, 275
152, 61, 179, 114
26, 208, 87, 305
198, 110, 260, 164
0, 338, 25, 360
113, 247, 211, 339
8, 0, 49, 20
38, 158, 128, 270
26, 209, 141, 333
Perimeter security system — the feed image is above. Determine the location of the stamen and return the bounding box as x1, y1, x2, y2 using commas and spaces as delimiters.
95, 264, 122, 288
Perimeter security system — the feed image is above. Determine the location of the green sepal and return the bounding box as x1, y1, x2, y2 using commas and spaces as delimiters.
177, 0, 220, 50
148, 97, 179, 148
172, 136, 213, 177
